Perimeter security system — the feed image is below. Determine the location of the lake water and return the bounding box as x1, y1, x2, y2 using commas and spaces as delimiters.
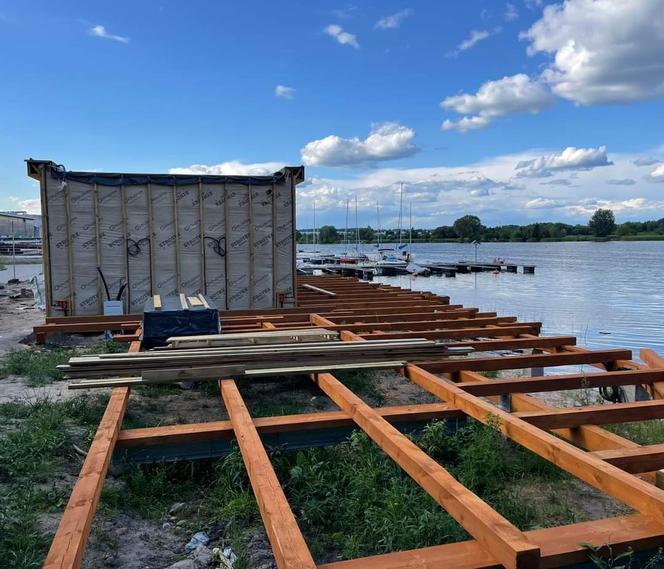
3, 243, 663, 357
0, 261, 42, 285
308, 241, 664, 356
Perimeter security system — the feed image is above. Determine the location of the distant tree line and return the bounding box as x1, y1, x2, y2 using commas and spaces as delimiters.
297, 209, 664, 243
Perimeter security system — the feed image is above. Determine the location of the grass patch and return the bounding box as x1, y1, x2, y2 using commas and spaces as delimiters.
605, 420, 664, 445
0, 396, 111, 568
99, 419, 574, 564
0, 341, 127, 386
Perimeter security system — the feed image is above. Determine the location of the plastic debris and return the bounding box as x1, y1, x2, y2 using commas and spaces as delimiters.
185, 531, 210, 553
212, 546, 238, 568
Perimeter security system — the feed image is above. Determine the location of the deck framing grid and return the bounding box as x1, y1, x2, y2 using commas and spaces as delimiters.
39, 275, 664, 569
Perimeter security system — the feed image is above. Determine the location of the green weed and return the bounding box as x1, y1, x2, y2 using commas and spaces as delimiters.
0, 341, 127, 386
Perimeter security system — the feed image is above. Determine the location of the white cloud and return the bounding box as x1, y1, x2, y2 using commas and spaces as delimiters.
634, 157, 661, 167
505, 3, 519, 21
562, 198, 664, 217
522, 0, 664, 105
447, 28, 500, 57
649, 164, 664, 182
515, 146, 613, 178
331, 5, 359, 19
375, 9, 413, 29
169, 160, 286, 176
301, 122, 418, 167
324, 24, 359, 49
88, 24, 129, 44
294, 146, 664, 226
275, 85, 296, 99
541, 178, 574, 187
526, 197, 561, 209
606, 178, 636, 186
10, 197, 41, 215
524, 0, 543, 9
441, 73, 555, 132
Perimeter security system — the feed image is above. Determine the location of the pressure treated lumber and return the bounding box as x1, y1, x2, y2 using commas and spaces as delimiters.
318, 514, 664, 569
311, 371, 540, 569
301, 283, 336, 297
166, 328, 338, 348
515, 399, 664, 429
459, 368, 664, 397
43, 339, 140, 569
593, 445, 664, 474
220, 380, 316, 569
641, 348, 664, 399
117, 402, 461, 448
69, 361, 409, 389
405, 364, 664, 526
416, 348, 632, 373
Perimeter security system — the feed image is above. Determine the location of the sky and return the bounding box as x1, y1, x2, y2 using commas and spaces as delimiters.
1, 0, 664, 229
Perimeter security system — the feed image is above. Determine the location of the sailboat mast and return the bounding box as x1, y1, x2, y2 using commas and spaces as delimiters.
409, 201, 413, 251
313, 201, 317, 251
355, 195, 359, 253
345, 199, 349, 254
376, 201, 381, 247
398, 182, 404, 246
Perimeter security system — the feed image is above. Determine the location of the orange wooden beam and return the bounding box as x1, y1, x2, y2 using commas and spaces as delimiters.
220, 379, 316, 569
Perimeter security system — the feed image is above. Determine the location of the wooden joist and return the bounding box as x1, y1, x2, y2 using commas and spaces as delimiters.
220, 379, 316, 569
318, 514, 664, 569
515, 399, 664, 429
460, 368, 664, 397
43, 339, 140, 569
404, 363, 664, 526
116, 402, 461, 448
310, 371, 540, 569
416, 348, 633, 374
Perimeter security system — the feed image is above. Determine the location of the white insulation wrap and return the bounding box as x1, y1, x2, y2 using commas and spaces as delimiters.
30, 161, 301, 316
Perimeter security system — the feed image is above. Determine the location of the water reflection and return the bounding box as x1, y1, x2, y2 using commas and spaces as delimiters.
310, 241, 664, 354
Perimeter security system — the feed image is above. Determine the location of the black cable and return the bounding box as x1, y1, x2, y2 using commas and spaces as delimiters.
115, 282, 127, 301
96, 267, 111, 301
204, 235, 226, 257
599, 385, 626, 403
126, 237, 151, 257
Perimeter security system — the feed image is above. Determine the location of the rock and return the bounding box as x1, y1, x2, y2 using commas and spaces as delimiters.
169, 502, 187, 515
176, 519, 187, 528
103, 553, 117, 566
163, 522, 173, 529
165, 560, 196, 569
192, 544, 214, 567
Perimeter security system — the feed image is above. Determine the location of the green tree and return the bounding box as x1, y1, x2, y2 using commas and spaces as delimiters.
318, 225, 339, 244
358, 226, 375, 242
589, 209, 616, 237
452, 215, 483, 241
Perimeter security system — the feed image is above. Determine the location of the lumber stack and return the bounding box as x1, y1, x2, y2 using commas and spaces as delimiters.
165, 328, 339, 349
61, 338, 474, 387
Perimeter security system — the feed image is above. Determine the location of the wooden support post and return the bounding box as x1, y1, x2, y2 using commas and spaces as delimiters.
220, 379, 316, 569
310, 371, 540, 569
405, 364, 664, 525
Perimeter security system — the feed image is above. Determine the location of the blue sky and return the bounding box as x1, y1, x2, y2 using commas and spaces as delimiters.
1, 0, 664, 228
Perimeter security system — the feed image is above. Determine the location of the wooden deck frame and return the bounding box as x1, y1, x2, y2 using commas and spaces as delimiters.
38, 275, 664, 568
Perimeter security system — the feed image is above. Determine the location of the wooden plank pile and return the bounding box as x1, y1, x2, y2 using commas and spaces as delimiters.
165, 328, 339, 349
63, 337, 473, 388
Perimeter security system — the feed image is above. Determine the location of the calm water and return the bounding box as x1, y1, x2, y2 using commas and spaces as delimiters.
309, 241, 664, 356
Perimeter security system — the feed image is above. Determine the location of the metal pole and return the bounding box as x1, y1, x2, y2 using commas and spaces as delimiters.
11, 220, 16, 280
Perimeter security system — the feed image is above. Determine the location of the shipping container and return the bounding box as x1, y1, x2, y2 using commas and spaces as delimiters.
27, 159, 302, 316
